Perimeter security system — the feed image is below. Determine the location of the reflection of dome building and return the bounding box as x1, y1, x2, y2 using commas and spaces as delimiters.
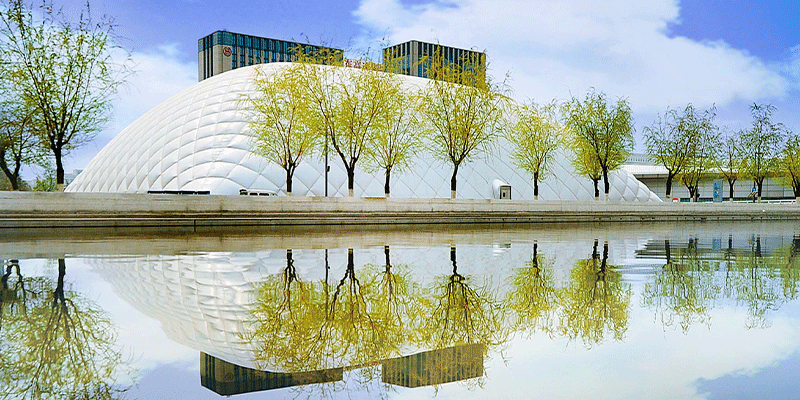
87, 239, 646, 371
67, 63, 660, 201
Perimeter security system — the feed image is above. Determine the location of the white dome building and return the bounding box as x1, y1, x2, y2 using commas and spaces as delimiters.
67, 63, 660, 201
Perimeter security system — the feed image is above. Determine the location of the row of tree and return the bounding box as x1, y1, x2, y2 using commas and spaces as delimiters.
645, 103, 800, 202
3, 0, 796, 200
245, 48, 638, 200
0, 0, 128, 191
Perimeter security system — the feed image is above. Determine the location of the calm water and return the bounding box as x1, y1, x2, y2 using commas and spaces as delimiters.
2, 222, 800, 400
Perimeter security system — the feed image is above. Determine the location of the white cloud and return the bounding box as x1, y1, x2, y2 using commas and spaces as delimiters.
65, 44, 196, 173
353, 0, 789, 112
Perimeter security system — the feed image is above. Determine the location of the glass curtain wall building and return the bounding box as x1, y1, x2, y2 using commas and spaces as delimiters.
382, 40, 486, 85
198, 30, 343, 81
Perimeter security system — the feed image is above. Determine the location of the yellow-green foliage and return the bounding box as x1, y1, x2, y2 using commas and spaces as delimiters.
505, 100, 563, 196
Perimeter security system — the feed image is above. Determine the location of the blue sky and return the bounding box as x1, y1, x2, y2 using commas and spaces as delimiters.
46, 0, 800, 174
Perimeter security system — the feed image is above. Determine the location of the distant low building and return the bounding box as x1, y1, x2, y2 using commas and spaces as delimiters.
623, 154, 793, 201
64, 169, 83, 188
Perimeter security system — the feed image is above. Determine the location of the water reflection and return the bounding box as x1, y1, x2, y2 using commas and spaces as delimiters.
2, 223, 800, 399
201, 352, 343, 396
559, 240, 632, 345
641, 235, 800, 330
202, 343, 486, 396
0, 259, 130, 400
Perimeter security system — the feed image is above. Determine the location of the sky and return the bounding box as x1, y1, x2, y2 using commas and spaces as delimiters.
35, 0, 800, 178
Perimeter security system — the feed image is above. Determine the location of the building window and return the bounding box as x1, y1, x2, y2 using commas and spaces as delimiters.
232, 61, 237, 69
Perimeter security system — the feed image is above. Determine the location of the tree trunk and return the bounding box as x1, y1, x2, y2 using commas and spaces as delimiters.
729, 181, 736, 202
533, 171, 539, 200
794, 182, 800, 203
602, 168, 610, 201
665, 174, 674, 201
592, 178, 600, 201
54, 258, 67, 305
757, 179, 764, 203
285, 165, 295, 196
347, 167, 355, 197
450, 246, 457, 275
450, 163, 460, 199
384, 166, 392, 198
0, 149, 21, 190
55, 146, 65, 192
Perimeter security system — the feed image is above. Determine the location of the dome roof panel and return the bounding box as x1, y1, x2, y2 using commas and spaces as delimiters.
67, 64, 660, 202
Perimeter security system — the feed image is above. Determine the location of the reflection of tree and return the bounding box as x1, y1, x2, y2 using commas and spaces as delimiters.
0, 258, 128, 399
508, 242, 558, 335
325, 248, 396, 367
725, 236, 782, 328
640, 235, 800, 332
424, 246, 506, 350
247, 250, 326, 372
778, 236, 800, 300
248, 247, 417, 377
642, 238, 719, 332
558, 240, 631, 345
361, 246, 426, 353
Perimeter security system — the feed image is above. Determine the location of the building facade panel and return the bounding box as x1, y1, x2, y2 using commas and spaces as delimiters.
198, 31, 343, 81
68, 63, 660, 202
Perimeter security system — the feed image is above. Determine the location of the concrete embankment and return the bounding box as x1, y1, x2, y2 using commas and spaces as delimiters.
0, 192, 798, 229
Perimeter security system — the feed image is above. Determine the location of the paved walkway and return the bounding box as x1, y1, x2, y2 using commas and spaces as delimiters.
1, 192, 798, 228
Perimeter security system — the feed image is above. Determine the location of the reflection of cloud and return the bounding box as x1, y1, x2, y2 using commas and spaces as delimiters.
486, 304, 800, 400
354, 0, 787, 111
40, 227, 800, 398
81, 240, 644, 371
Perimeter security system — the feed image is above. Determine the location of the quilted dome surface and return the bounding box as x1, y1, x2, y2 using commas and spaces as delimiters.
67, 63, 660, 202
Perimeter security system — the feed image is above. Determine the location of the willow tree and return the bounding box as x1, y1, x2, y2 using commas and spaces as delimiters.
505, 101, 562, 200
644, 107, 692, 201
718, 130, 745, 201
363, 80, 422, 197
0, 0, 130, 191
243, 65, 319, 195
779, 134, 800, 203
292, 48, 343, 197
740, 103, 786, 202
570, 136, 604, 200
0, 99, 44, 190
333, 64, 402, 197
562, 90, 634, 201
418, 51, 506, 199
676, 105, 719, 202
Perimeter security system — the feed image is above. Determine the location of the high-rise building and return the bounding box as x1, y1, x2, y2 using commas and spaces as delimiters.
382, 40, 486, 84
198, 30, 342, 81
